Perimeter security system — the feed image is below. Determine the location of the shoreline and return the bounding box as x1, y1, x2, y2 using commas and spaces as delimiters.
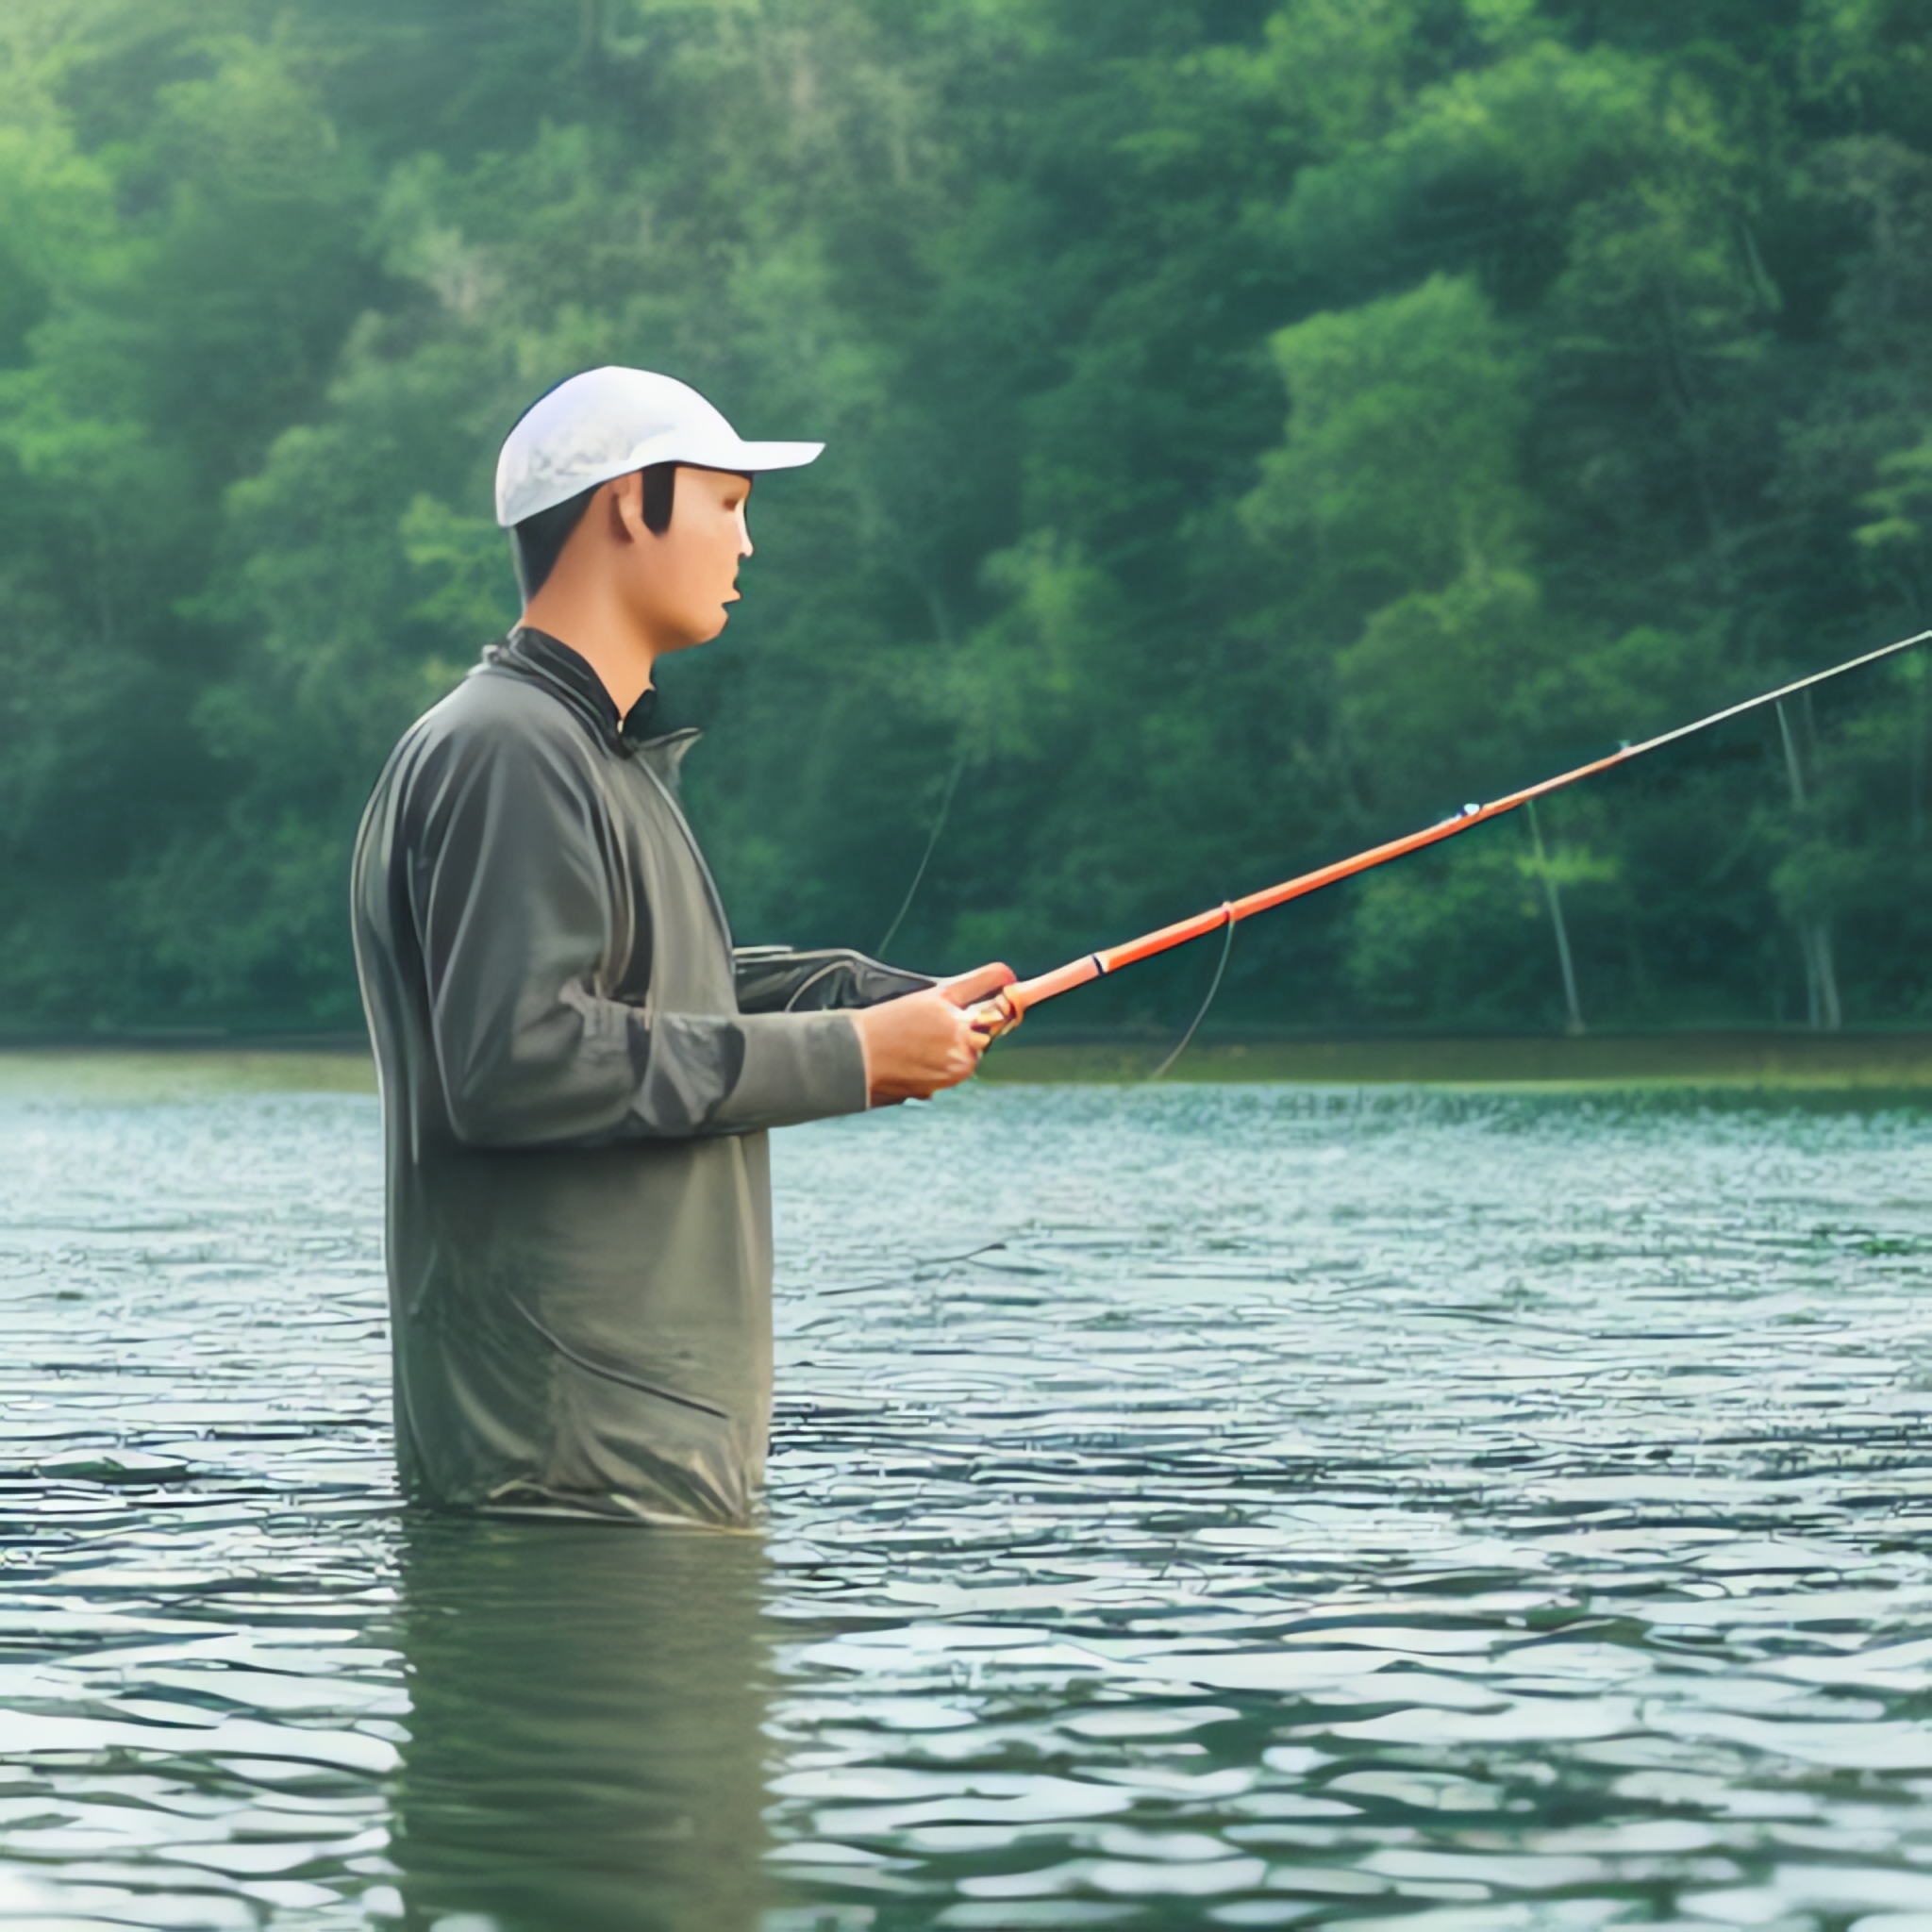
981, 1030, 1932, 1090
2, 1030, 1931, 1097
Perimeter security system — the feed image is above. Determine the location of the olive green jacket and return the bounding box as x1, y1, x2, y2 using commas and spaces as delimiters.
351, 628, 926, 1524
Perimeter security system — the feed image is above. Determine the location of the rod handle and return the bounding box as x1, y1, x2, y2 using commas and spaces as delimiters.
967, 990, 1023, 1039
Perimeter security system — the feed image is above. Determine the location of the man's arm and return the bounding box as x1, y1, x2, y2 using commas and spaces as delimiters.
405, 724, 869, 1147
733, 947, 1017, 1100
732, 946, 934, 1014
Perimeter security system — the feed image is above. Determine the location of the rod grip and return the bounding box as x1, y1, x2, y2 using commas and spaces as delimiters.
967, 990, 1022, 1039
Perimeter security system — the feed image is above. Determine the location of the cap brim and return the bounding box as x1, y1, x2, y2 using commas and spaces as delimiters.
730, 440, 824, 473
621, 427, 824, 478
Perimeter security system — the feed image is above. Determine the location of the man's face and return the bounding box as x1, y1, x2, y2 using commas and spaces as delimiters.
628, 465, 754, 655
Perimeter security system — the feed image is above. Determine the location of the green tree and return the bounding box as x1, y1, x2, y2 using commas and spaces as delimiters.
4, 0, 1932, 1037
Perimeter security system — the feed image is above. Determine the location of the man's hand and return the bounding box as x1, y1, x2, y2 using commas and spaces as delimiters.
936, 961, 1016, 1012
854, 961, 1014, 1104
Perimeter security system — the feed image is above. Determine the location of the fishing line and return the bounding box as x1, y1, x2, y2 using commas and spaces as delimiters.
1145, 905, 1236, 1082
876, 747, 966, 956
820, 1240, 1010, 1297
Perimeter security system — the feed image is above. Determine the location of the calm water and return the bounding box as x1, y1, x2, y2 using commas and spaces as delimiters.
4, 1062, 1932, 1932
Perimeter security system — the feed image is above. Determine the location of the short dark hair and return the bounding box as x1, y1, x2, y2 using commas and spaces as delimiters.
509, 461, 680, 603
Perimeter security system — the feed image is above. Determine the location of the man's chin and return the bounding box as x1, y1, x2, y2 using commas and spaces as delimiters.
675, 612, 731, 651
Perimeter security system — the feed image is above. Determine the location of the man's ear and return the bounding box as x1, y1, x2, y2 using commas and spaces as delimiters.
606, 471, 647, 544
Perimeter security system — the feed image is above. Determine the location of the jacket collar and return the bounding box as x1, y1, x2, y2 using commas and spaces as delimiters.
485, 625, 672, 758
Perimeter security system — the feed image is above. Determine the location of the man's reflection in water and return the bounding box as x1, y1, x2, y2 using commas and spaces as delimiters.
387, 1517, 778, 1932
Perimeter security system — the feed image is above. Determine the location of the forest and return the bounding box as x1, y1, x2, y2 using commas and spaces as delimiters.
4, 0, 1932, 1039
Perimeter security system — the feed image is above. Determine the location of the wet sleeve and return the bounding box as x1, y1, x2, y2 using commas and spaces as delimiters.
732, 946, 935, 1014
408, 725, 868, 1148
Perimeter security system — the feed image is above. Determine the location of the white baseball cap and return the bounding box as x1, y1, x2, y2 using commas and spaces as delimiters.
494, 366, 824, 526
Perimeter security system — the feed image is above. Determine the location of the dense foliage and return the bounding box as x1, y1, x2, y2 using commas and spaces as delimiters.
4, 0, 1932, 1037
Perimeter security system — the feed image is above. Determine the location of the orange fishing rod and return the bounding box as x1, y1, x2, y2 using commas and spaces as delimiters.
969, 627, 1932, 1039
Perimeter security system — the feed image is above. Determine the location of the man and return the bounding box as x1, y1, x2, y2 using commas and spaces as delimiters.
352, 366, 1010, 1526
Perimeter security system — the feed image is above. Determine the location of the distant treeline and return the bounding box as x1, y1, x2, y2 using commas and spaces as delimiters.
4, 0, 1931, 1036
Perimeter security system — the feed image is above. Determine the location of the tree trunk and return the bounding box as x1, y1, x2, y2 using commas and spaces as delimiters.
1912, 656, 1926, 849
1525, 799, 1585, 1036
1776, 697, 1841, 1032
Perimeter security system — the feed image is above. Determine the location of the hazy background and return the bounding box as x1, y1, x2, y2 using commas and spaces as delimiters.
3, 0, 1930, 1041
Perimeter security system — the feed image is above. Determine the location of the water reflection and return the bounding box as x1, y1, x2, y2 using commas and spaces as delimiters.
386, 1519, 777, 1932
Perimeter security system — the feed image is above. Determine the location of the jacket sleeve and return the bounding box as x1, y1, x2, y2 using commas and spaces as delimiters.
406, 722, 869, 1148
732, 946, 935, 1014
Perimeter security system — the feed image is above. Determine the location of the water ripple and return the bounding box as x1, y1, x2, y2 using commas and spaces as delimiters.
2, 1072, 1931, 1927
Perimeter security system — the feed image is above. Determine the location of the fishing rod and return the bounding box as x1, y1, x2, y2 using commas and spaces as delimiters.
968, 627, 1932, 1040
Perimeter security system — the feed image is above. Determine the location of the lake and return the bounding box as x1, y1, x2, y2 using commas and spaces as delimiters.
4, 1056, 1932, 1930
